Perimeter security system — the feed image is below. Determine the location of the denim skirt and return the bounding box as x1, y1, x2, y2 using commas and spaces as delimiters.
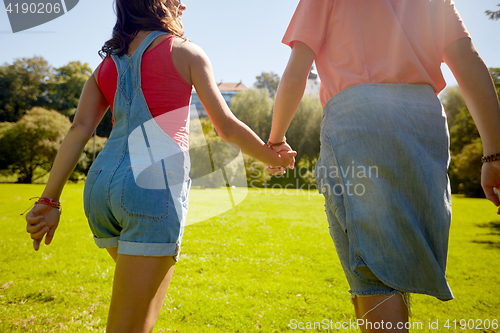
315, 83, 453, 300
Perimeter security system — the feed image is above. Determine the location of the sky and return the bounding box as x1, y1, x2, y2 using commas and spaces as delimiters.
0, 0, 499, 91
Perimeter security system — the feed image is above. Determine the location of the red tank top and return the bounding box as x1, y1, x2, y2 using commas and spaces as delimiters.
97, 35, 191, 149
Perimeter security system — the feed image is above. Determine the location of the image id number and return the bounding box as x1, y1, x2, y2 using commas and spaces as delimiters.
6, 2, 61, 14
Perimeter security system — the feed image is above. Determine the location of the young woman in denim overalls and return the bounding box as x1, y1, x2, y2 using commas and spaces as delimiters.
267, 0, 500, 330
24, 0, 295, 331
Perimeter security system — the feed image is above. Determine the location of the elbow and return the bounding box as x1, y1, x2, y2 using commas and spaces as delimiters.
215, 124, 234, 143
69, 122, 95, 142
279, 71, 307, 94
210, 114, 238, 143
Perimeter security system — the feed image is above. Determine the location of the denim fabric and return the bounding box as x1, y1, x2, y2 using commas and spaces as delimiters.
83, 31, 191, 260
315, 83, 453, 300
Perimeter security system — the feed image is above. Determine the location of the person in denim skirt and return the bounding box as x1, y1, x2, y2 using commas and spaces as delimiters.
267, 0, 500, 330
24, 0, 295, 331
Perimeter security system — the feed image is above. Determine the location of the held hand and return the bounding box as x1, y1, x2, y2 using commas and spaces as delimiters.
271, 142, 296, 169
277, 149, 297, 168
481, 161, 500, 214
25, 203, 60, 251
266, 143, 297, 176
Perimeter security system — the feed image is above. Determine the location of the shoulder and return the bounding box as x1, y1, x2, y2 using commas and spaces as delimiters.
172, 38, 210, 65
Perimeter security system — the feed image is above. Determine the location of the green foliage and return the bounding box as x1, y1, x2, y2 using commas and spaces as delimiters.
229, 90, 322, 188
439, 85, 465, 127
254, 71, 280, 97
486, 4, 500, 20
48, 61, 92, 117
286, 93, 322, 164
449, 107, 479, 155
96, 108, 113, 138
0, 57, 54, 122
243, 155, 269, 188
0, 107, 71, 183
0, 57, 93, 122
450, 139, 484, 198
189, 118, 229, 188
444, 68, 500, 197
266, 94, 322, 188
491, 67, 500, 87
0, 121, 14, 138
230, 88, 273, 141
69, 136, 108, 182
1, 186, 499, 331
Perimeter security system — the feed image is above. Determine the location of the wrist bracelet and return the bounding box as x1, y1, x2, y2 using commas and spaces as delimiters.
21, 197, 62, 217
267, 136, 287, 148
482, 153, 500, 163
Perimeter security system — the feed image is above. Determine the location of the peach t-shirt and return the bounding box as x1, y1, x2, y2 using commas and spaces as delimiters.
283, 0, 470, 107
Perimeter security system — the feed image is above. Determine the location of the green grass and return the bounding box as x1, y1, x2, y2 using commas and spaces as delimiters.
0, 184, 499, 332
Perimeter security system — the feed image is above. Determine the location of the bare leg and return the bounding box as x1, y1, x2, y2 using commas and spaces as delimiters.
106, 253, 176, 333
352, 293, 409, 332
106, 247, 118, 262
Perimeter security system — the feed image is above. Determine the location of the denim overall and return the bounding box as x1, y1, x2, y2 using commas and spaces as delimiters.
83, 31, 191, 259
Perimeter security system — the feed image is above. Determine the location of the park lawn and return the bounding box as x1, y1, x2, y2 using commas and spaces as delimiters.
0, 184, 499, 332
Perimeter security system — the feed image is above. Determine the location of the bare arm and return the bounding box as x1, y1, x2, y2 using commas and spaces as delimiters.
269, 41, 316, 143
26, 74, 109, 249
182, 42, 295, 167
443, 37, 500, 155
443, 37, 500, 209
41, 75, 109, 200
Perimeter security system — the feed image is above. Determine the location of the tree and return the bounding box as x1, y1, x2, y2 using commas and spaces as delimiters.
439, 85, 465, 127
69, 135, 107, 182
188, 117, 247, 188
0, 57, 54, 122
0, 107, 71, 183
486, 4, 500, 20
95, 109, 113, 138
491, 68, 500, 87
0, 122, 14, 139
254, 72, 280, 97
48, 61, 92, 116
286, 93, 323, 163
0, 58, 94, 122
449, 107, 479, 156
230, 88, 273, 140
443, 68, 499, 156
446, 68, 500, 196
450, 139, 484, 198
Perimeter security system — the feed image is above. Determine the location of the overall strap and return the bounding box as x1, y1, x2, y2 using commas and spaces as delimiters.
129, 30, 169, 64
111, 30, 169, 103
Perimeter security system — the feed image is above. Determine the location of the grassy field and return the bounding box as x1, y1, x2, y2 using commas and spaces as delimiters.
0, 184, 499, 332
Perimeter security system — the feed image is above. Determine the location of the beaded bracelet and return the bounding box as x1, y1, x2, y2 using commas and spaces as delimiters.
21, 197, 62, 217
482, 153, 500, 163
267, 136, 287, 148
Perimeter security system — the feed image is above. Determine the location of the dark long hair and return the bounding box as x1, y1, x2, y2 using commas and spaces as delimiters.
99, 0, 184, 59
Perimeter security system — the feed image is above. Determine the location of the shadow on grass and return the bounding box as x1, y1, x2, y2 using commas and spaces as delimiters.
8, 290, 60, 305
473, 221, 500, 249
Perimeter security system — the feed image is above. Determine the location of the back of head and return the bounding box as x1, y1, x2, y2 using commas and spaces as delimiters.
100, 0, 185, 58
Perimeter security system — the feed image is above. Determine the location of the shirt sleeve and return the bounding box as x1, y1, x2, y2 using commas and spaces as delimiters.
444, 0, 470, 48
282, 0, 333, 55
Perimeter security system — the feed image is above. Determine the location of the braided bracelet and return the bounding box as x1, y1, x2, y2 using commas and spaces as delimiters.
482, 153, 500, 163
21, 197, 62, 217
267, 136, 287, 148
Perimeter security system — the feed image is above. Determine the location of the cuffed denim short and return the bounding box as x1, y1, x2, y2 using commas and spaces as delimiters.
316, 84, 454, 300
84, 165, 190, 260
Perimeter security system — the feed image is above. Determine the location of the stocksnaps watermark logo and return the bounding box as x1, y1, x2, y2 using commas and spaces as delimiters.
4, 0, 79, 33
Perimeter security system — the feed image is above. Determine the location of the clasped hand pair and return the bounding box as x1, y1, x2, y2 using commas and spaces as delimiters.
267, 142, 296, 175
